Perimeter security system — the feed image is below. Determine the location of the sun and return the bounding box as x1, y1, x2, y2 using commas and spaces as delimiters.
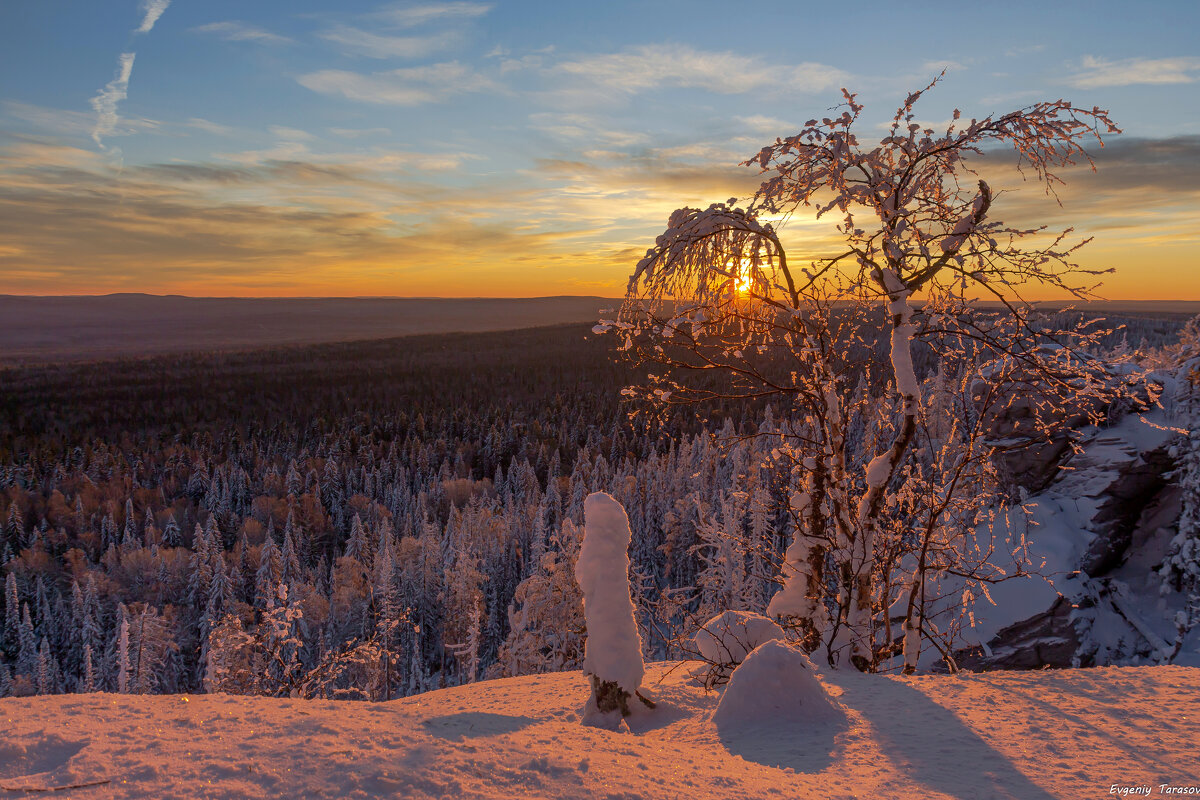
734, 260, 753, 295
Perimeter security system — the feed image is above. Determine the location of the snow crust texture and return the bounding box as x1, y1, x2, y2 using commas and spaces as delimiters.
2, 664, 1198, 799
576, 492, 644, 697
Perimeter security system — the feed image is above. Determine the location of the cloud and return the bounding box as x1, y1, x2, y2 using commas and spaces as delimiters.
4, 101, 105, 138
269, 126, 316, 142
1067, 56, 1200, 88
191, 21, 294, 45
0, 136, 621, 295
136, 0, 171, 34
369, 2, 491, 28
1, 130, 1196, 297
329, 127, 392, 138
90, 53, 136, 148
5, 100, 160, 141
558, 44, 847, 95
187, 118, 236, 136
1047, 135, 1200, 196
528, 113, 649, 148
735, 115, 799, 136
297, 62, 496, 105
319, 25, 458, 59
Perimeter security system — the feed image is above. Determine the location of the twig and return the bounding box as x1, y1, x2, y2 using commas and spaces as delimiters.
1, 779, 110, 793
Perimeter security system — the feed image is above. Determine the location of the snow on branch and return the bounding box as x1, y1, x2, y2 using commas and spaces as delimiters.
628, 200, 794, 312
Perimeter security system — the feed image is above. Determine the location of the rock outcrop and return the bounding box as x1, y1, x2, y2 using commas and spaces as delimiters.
954, 356, 1190, 671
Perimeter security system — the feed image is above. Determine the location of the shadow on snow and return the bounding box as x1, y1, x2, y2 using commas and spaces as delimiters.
837, 676, 1058, 799
419, 711, 539, 741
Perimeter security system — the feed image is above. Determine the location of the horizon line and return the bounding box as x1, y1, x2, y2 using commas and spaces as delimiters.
0, 292, 624, 301
2, 293, 1199, 305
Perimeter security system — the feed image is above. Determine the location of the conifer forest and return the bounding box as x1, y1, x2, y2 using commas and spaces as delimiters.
0, 312, 1189, 700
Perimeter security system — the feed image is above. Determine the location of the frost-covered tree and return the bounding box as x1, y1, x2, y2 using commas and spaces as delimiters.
604, 78, 1129, 672
204, 614, 257, 694
1161, 343, 1200, 656
3, 571, 18, 652
116, 605, 131, 693
691, 492, 755, 619
130, 605, 177, 694
81, 643, 97, 693
161, 513, 182, 549
255, 583, 307, 696
36, 636, 56, 694
491, 519, 586, 678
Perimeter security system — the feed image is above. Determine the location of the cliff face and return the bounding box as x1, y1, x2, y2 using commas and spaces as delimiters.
955, 356, 1200, 671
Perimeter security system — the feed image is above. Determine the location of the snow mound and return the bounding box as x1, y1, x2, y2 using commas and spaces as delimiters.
713, 639, 839, 730
576, 492, 644, 713
695, 610, 785, 665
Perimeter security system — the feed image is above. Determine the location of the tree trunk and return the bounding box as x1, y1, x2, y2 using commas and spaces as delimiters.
589, 674, 655, 718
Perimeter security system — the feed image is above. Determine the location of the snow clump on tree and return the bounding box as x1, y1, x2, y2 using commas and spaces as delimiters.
693, 610, 785, 688
575, 492, 653, 726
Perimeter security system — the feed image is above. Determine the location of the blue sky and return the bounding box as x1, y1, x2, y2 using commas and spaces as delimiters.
1, 0, 1197, 297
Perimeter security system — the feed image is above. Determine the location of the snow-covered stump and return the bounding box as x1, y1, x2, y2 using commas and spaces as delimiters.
575, 492, 654, 727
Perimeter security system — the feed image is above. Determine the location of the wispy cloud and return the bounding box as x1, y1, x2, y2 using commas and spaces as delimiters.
136, 0, 171, 34
268, 126, 316, 142
1067, 55, 1200, 88
329, 127, 393, 138
90, 53, 136, 148
4, 101, 107, 138
319, 25, 457, 59
369, 2, 491, 28
735, 115, 798, 136
187, 118, 235, 136
192, 21, 294, 45
528, 113, 649, 148
298, 62, 496, 105
558, 44, 847, 95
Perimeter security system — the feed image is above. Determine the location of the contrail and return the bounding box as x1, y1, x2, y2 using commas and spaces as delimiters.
136, 0, 171, 34
89, 0, 172, 150
90, 52, 135, 149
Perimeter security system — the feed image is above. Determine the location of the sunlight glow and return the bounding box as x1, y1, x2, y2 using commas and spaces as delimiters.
734, 260, 752, 295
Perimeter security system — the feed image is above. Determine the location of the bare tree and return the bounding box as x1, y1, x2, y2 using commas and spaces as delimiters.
601, 77, 1131, 672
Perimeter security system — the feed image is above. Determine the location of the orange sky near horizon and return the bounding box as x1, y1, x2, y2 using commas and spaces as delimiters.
3, 142, 1194, 303
2, 234, 1193, 302
1, 1, 1197, 302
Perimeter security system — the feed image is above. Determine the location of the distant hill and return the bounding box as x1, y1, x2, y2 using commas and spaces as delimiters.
2, 294, 1195, 365
0, 295, 621, 364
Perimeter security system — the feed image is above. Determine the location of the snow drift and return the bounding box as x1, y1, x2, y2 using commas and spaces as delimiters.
713, 639, 839, 730
2, 663, 1197, 799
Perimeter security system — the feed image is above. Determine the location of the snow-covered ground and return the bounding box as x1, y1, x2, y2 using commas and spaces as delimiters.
3, 662, 1198, 799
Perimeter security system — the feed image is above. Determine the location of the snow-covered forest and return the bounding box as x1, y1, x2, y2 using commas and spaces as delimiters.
0, 310, 1194, 700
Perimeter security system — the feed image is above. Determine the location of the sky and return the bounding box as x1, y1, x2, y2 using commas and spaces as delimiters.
0, 0, 1197, 299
